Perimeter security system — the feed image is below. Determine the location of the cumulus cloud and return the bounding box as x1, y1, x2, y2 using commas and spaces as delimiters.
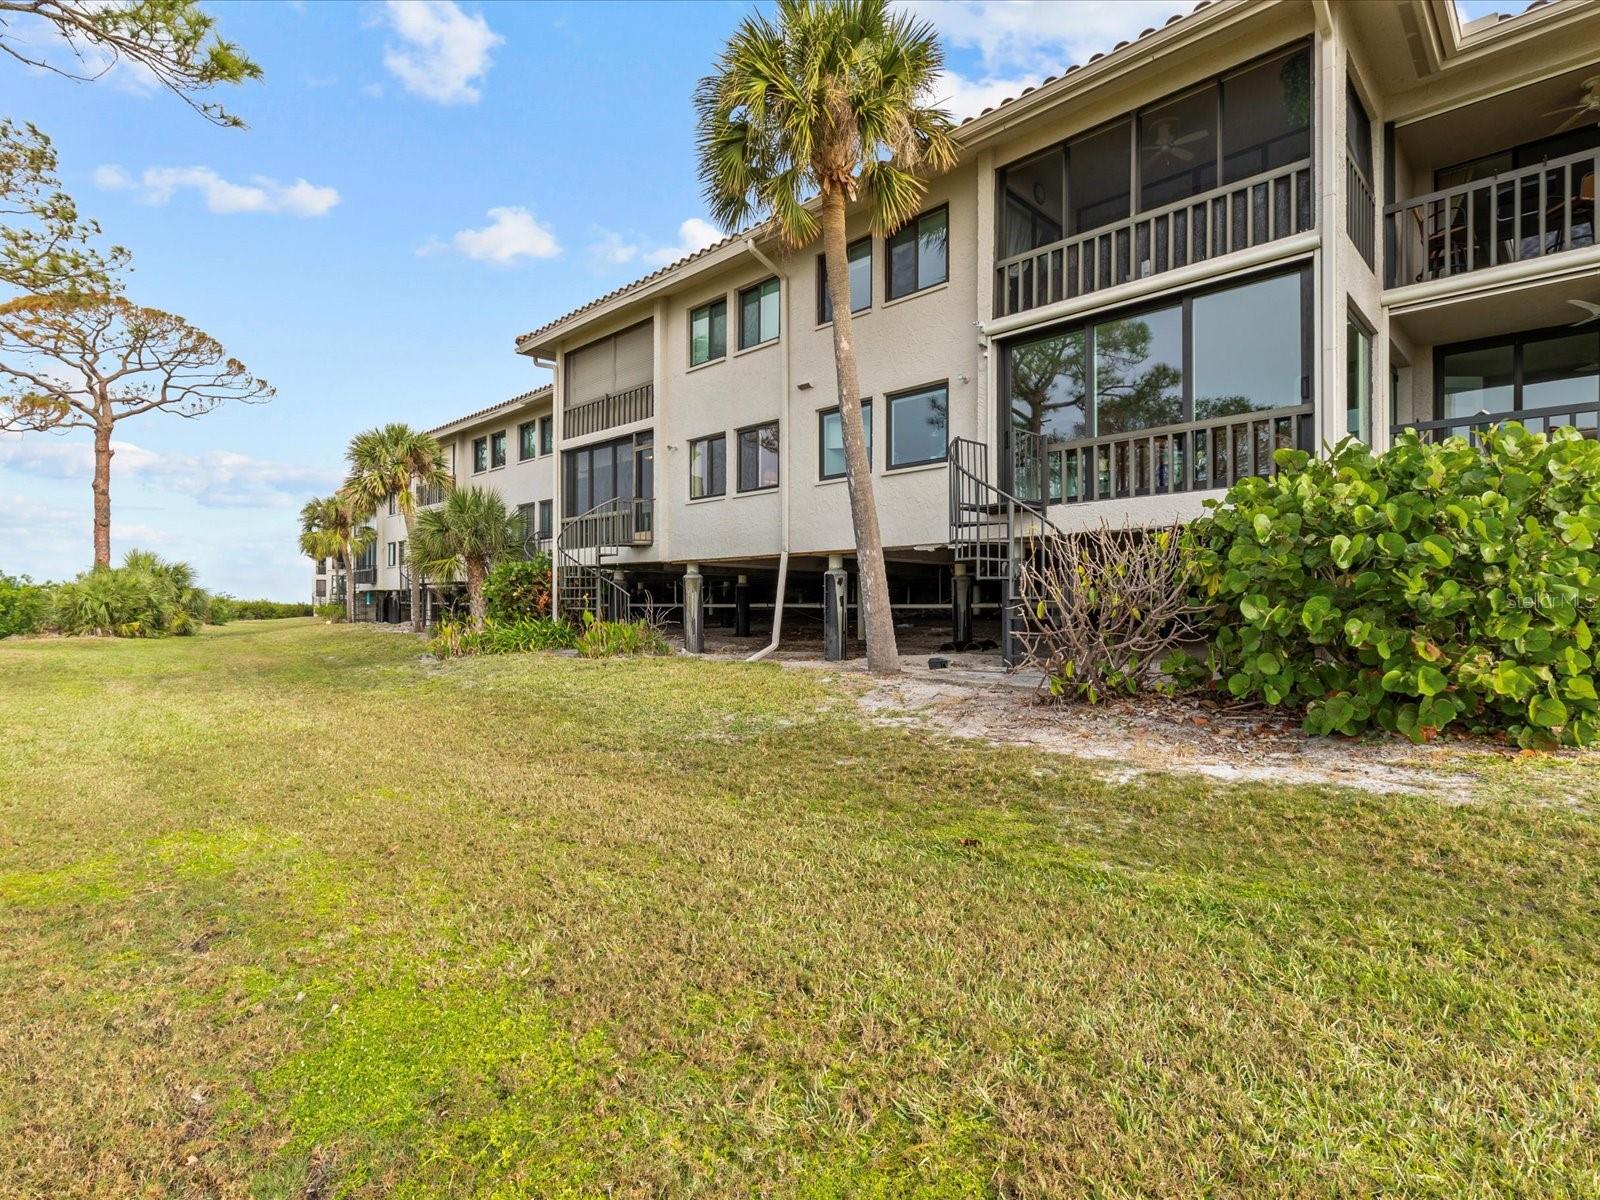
422, 206, 562, 264
898, 0, 1187, 121
95, 164, 340, 217
379, 0, 502, 104
590, 218, 724, 270
0, 434, 341, 511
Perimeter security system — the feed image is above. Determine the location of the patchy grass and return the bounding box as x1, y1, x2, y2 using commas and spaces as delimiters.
1, 619, 1597, 1198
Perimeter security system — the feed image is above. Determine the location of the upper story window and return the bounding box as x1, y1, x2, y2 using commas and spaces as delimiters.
490, 431, 507, 469
519, 420, 538, 461
886, 383, 948, 469
472, 436, 488, 473
739, 279, 780, 349
539, 415, 554, 455
689, 432, 726, 499
386, 493, 396, 516
737, 422, 780, 491
886, 206, 948, 301
1140, 86, 1218, 211
819, 400, 872, 480
690, 297, 727, 366
817, 238, 872, 323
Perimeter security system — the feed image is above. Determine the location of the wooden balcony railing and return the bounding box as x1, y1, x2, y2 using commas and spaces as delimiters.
1392, 400, 1599, 444
563, 381, 653, 439
1385, 148, 1598, 287
354, 566, 376, 585
1017, 403, 1314, 505
994, 160, 1313, 319
1347, 154, 1376, 269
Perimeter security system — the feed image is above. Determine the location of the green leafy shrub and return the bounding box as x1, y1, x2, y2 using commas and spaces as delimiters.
212, 597, 313, 621
1184, 426, 1600, 747
428, 615, 579, 659
576, 613, 670, 658
484, 554, 553, 623
313, 602, 345, 622
0, 572, 50, 638
49, 550, 212, 638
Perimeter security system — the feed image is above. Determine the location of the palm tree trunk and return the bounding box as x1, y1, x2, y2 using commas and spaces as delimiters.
821, 187, 899, 674
343, 547, 356, 623
404, 507, 423, 633
466, 557, 487, 632
91, 416, 114, 569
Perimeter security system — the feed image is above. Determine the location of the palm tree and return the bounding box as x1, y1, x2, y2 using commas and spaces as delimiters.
695, 0, 956, 675
299, 493, 372, 623
407, 486, 524, 631
343, 423, 453, 633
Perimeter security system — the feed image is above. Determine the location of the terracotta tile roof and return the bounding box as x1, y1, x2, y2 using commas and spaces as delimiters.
514, 0, 1226, 348
427, 384, 552, 437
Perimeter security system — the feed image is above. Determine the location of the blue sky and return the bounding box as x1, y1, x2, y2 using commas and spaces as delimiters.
1, 0, 1509, 598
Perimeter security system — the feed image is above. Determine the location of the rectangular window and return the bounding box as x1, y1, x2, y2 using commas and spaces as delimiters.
689, 432, 726, 499
538, 499, 553, 538
1068, 121, 1131, 235
387, 493, 396, 516
1093, 304, 1185, 433
490, 431, 507, 469
1000, 148, 1065, 256
738, 279, 780, 349
1191, 271, 1306, 418
517, 503, 538, 546
386, 541, 397, 567
1345, 81, 1373, 181
690, 297, 728, 366
519, 420, 538, 461
1346, 316, 1372, 443
886, 384, 948, 469
539, 415, 554, 455
886, 206, 948, 300
472, 436, 488, 473
736, 422, 780, 491
817, 238, 873, 324
1139, 84, 1218, 212
1008, 329, 1087, 444
1439, 328, 1599, 426
563, 433, 648, 514
819, 400, 872, 480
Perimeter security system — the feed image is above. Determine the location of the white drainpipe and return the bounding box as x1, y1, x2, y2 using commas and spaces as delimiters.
743, 234, 790, 662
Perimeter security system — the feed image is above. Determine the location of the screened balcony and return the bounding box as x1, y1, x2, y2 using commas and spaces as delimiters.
563, 320, 654, 439
994, 43, 1313, 320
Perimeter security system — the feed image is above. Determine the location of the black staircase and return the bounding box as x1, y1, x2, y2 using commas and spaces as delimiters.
555, 498, 647, 623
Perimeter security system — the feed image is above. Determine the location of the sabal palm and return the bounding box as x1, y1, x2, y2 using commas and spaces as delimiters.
695, 0, 956, 675
344, 423, 453, 632
299, 492, 372, 622
407, 486, 524, 631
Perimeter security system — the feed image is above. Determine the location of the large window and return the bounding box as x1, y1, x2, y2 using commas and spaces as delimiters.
996, 43, 1311, 252
565, 432, 649, 514
689, 433, 726, 499
1347, 316, 1372, 443
739, 279, 780, 349
886, 383, 948, 469
539, 415, 554, 455
490, 431, 507, 469
1005, 267, 1310, 442
472, 436, 488, 473
690, 298, 727, 366
737, 422, 780, 491
819, 400, 872, 479
818, 238, 872, 323
886, 206, 948, 300
1439, 328, 1599, 425
519, 420, 538, 461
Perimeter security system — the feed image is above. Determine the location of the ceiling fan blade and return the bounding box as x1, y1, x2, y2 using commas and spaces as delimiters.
1168, 147, 1195, 162
1173, 130, 1209, 146
1555, 108, 1595, 132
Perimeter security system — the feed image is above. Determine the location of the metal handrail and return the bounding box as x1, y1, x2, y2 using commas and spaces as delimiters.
1392, 401, 1600, 442
554, 496, 649, 621
562, 382, 654, 439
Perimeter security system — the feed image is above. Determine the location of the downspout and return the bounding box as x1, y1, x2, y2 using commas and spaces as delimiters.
743, 234, 790, 661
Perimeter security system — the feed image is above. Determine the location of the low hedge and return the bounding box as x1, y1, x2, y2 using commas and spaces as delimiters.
1184, 424, 1600, 748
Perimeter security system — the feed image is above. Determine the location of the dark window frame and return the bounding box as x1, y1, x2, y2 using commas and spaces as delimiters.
563, 430, 652, 515
518, 420, 538, 461
735, 420, 781, 492
1431, 323, 1600, 420
489, 430, 507, 470
689, 296, 728, 367
884, 381, 950, 471
538, 499, 554, 539
472, 436, 488, 473
817, 399, 873, 480
994, 38, 1314, 255
539, 415, 554, 456
817, 237, 873, 325
688, 431, 727, 500
885, 204, 950, 302
738, 278, 781, 350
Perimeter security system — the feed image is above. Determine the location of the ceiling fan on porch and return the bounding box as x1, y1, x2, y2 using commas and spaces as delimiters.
1144, 118, 1210, 164
1543, 75, 1600, 132
1567, 299, 1600, 327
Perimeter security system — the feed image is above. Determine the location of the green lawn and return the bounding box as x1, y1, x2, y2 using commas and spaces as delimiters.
1, 620, 1597, 1198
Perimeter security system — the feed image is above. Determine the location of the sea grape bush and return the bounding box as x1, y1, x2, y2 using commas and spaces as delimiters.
484, 554, 553, 623
1184, 425, 1600, 747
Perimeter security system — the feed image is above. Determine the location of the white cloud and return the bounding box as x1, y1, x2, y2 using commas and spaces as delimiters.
898, 0, 1188, 121
0, 434, 341, 511
423, 206, 562, 265
379, 0, 502, 105
590, 218, 724, 270
96, 165, 340, 218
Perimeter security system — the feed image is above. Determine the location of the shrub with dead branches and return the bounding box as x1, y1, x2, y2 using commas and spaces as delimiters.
1013, 522, 1205, 703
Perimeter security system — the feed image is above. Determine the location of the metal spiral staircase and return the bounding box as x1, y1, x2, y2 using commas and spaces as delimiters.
947, 430, 1067, 665
554, 498, 647, 624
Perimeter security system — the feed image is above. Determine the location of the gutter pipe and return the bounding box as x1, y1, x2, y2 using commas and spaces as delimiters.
743, 234, 790, 661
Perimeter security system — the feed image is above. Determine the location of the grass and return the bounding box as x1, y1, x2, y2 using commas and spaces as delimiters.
0, 619, 1597, 1198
